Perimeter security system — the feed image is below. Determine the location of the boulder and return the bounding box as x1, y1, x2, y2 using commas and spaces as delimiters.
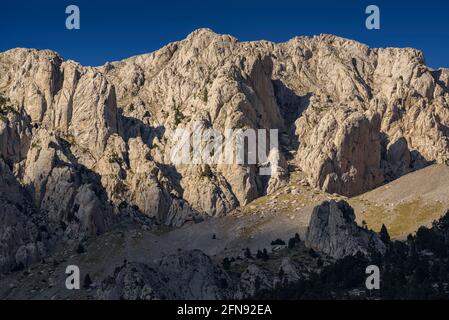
305, 200, 386, 259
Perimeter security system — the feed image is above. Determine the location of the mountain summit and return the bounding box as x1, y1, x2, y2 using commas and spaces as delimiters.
1, 29, 449, 276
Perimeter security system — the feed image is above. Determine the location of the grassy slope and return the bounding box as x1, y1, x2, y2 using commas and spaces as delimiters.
352, 165, 449, 238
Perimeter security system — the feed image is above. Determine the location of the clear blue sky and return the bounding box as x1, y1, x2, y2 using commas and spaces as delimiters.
1, 0, 448, 68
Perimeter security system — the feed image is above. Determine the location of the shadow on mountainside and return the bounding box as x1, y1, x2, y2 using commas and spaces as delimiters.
272, 79, 312, 159
118, 108, 166, 149
432, 70, 449, 94
117, 108, 187, 199
116, 108, 204, 223
380, 132, 436, 184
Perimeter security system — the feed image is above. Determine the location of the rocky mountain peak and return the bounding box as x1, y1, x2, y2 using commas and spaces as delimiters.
305, 200, 386, 259
1, 30, 449, 275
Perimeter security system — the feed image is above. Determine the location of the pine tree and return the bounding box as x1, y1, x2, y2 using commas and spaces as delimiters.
83, 274, 93, 289
279, 267, 285, 278
222, 257, 231, 270
262, 249, 269, 261
380, 224, 391, 243
288, 233, 302, 249
76, 243, 85, 254
288, 237, 296, 249
244, 247, 253, 259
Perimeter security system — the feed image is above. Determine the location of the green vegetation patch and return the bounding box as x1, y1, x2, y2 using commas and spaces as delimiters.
352, 198, 447, 238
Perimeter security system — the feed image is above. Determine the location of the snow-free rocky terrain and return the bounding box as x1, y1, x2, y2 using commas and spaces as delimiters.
1, 29, 449, 299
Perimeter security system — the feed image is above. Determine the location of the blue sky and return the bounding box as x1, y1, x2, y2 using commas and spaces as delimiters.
0, 0, 448, 68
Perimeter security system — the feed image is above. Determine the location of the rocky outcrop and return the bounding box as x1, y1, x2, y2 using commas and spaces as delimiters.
0, 31, 291, 227
239, 264, 275, 298
97, 250, 236, 300
0, 159, 49, 273
20, 129, 114, 237
0, 96, 33, 164
1, 29, 449, 229
102, 29, 287, 215
280, 37, 449, 195
278, 257, 310, 283
296, 107, 384, 196
99, 30, 449, 201
305, 200, 386, 259
381, 136, 412, 182
0, 49, 119, 158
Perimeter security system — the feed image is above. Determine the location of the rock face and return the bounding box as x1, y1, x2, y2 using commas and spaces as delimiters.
239, 264, 276, 298
97, 250, 236, 300
296, 107, 384, 196
1, 29, 449, 269
305, 200, 386, 259
97, 250, 311, 300
0, 159, 49, 273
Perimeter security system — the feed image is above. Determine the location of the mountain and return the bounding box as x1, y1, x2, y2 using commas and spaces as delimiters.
1, 29, 449, 299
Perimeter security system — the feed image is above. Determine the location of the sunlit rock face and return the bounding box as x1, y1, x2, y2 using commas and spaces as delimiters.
1, 28, 449, 232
